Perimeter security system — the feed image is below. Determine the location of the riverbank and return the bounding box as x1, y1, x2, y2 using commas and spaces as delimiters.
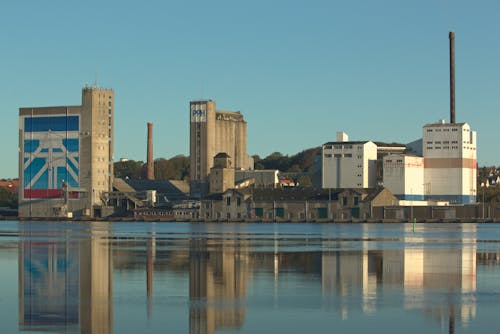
4, 216, 500, 223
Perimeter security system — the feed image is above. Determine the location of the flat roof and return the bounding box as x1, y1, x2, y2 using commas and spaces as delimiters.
323, 141, 372, 146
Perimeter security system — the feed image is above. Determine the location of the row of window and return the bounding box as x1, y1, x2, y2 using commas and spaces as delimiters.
324, 153, 362, 158
324, 144, 358, 150
427, 140, 458, 144
426, 128, 460, 132
426, 146, 476, 150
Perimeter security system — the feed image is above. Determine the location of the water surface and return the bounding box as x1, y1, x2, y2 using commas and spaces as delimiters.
1, 221, 499, 333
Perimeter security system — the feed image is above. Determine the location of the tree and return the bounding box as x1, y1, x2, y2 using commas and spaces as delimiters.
114, 160, 144, 179
0, 188, 17, 209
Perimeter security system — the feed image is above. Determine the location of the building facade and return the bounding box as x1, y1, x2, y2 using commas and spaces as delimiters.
322, 134, 377, 189
209, 153, 235, 194
19, 86, 114, 218
383, 154, 425, 201
189, 100, 253, 198
422, 121, 476, 204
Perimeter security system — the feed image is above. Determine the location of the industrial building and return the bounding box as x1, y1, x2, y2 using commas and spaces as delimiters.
322, 132, 378, 189
383, 32, 477, 205
19, 86, 114, 218
422, 121, 477, 204
383, 154, 425, 201
189, 100, 253, 198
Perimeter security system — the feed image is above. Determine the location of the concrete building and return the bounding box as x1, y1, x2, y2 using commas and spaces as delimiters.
422, 120, 477, 204
322, 132, 377, 189
383, 154, 425, 201
209, 153, 235, 194
19, 86, 114, 218
189, 100, 253, 198
201, 188, 398, 222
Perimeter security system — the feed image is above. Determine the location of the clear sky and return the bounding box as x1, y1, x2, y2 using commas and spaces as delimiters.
2, 0, 499, 178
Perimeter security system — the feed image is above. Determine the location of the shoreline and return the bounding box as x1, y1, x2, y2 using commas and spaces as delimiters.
3, 216, 500, 223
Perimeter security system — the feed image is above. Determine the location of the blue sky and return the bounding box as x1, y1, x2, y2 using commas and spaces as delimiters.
2, 0, 499, 178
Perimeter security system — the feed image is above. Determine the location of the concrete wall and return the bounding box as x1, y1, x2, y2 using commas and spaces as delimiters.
322, 142, 377, 189
422, 122, 477, 204
190, 101, 253, 197
383, 154, 424, 200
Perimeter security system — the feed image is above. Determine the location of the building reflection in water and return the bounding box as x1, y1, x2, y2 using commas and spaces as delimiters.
189, 229, 251, 334
321, 224, 476, 333
18, 222, 113, 333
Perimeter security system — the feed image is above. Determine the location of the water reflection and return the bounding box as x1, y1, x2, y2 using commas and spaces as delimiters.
13, 222, 499, 333
321, 225, 476, 333
189, 235, 250, 334
18, 222, 113, 333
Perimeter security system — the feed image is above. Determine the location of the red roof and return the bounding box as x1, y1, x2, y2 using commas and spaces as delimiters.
0, 180, 19, 194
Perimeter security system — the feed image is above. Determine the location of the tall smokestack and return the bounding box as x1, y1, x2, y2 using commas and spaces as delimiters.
147, 122, 154, 180
449, 31, 455, 124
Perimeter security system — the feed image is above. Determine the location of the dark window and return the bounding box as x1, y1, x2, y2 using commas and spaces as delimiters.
354, 197, 359, 206
342, 197, 347, 206
226, 197, 231, 206
255, 208, 264, 217
275, 208, 284, 218
237, 197, 241, 206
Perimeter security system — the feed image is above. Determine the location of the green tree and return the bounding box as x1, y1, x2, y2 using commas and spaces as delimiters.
0, 188, 17, 209
114, 160, 144, 179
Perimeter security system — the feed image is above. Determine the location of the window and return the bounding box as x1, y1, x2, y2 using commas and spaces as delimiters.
227, 213, 231, 219
325, 145, 332, 149
334, 154, 342, 158
354, 197, 359, 206
226, 197, 231, 206
342, 197, 347, 206
237, 197, 241, 206
427, 129, 433, 132
255, 208, 264, 217
344, 153, 352, 158
324, 154, 332, 158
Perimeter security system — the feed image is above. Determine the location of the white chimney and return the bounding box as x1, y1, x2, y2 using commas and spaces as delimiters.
336, 131, 349, 142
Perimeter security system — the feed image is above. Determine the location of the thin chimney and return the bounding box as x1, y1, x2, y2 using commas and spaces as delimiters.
147, 122, 154, 180
449, 31, 455, 124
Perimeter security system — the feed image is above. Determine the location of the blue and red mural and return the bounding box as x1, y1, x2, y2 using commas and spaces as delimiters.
22, 115, 80, 199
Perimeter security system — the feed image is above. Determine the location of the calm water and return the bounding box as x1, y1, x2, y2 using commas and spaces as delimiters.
1, 221, 500, 333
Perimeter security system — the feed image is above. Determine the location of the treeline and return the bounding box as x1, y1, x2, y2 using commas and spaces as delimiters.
114, 147, 322, 181
0, 188, 17, 209
253, 147, 321, 172
114, 155, 190, 180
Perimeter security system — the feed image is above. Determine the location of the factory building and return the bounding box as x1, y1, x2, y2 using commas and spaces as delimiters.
383, 154, 424, 201
189, 100, 253, 198
422, 121, 476, 204
322, 132, 377, 189
19, 86, 114, 218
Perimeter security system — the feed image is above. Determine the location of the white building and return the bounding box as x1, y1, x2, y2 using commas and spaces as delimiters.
322, 133, 377, 189
383, 154, 424, 200
235, 169, 279, 189
422, 120, 477, 204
